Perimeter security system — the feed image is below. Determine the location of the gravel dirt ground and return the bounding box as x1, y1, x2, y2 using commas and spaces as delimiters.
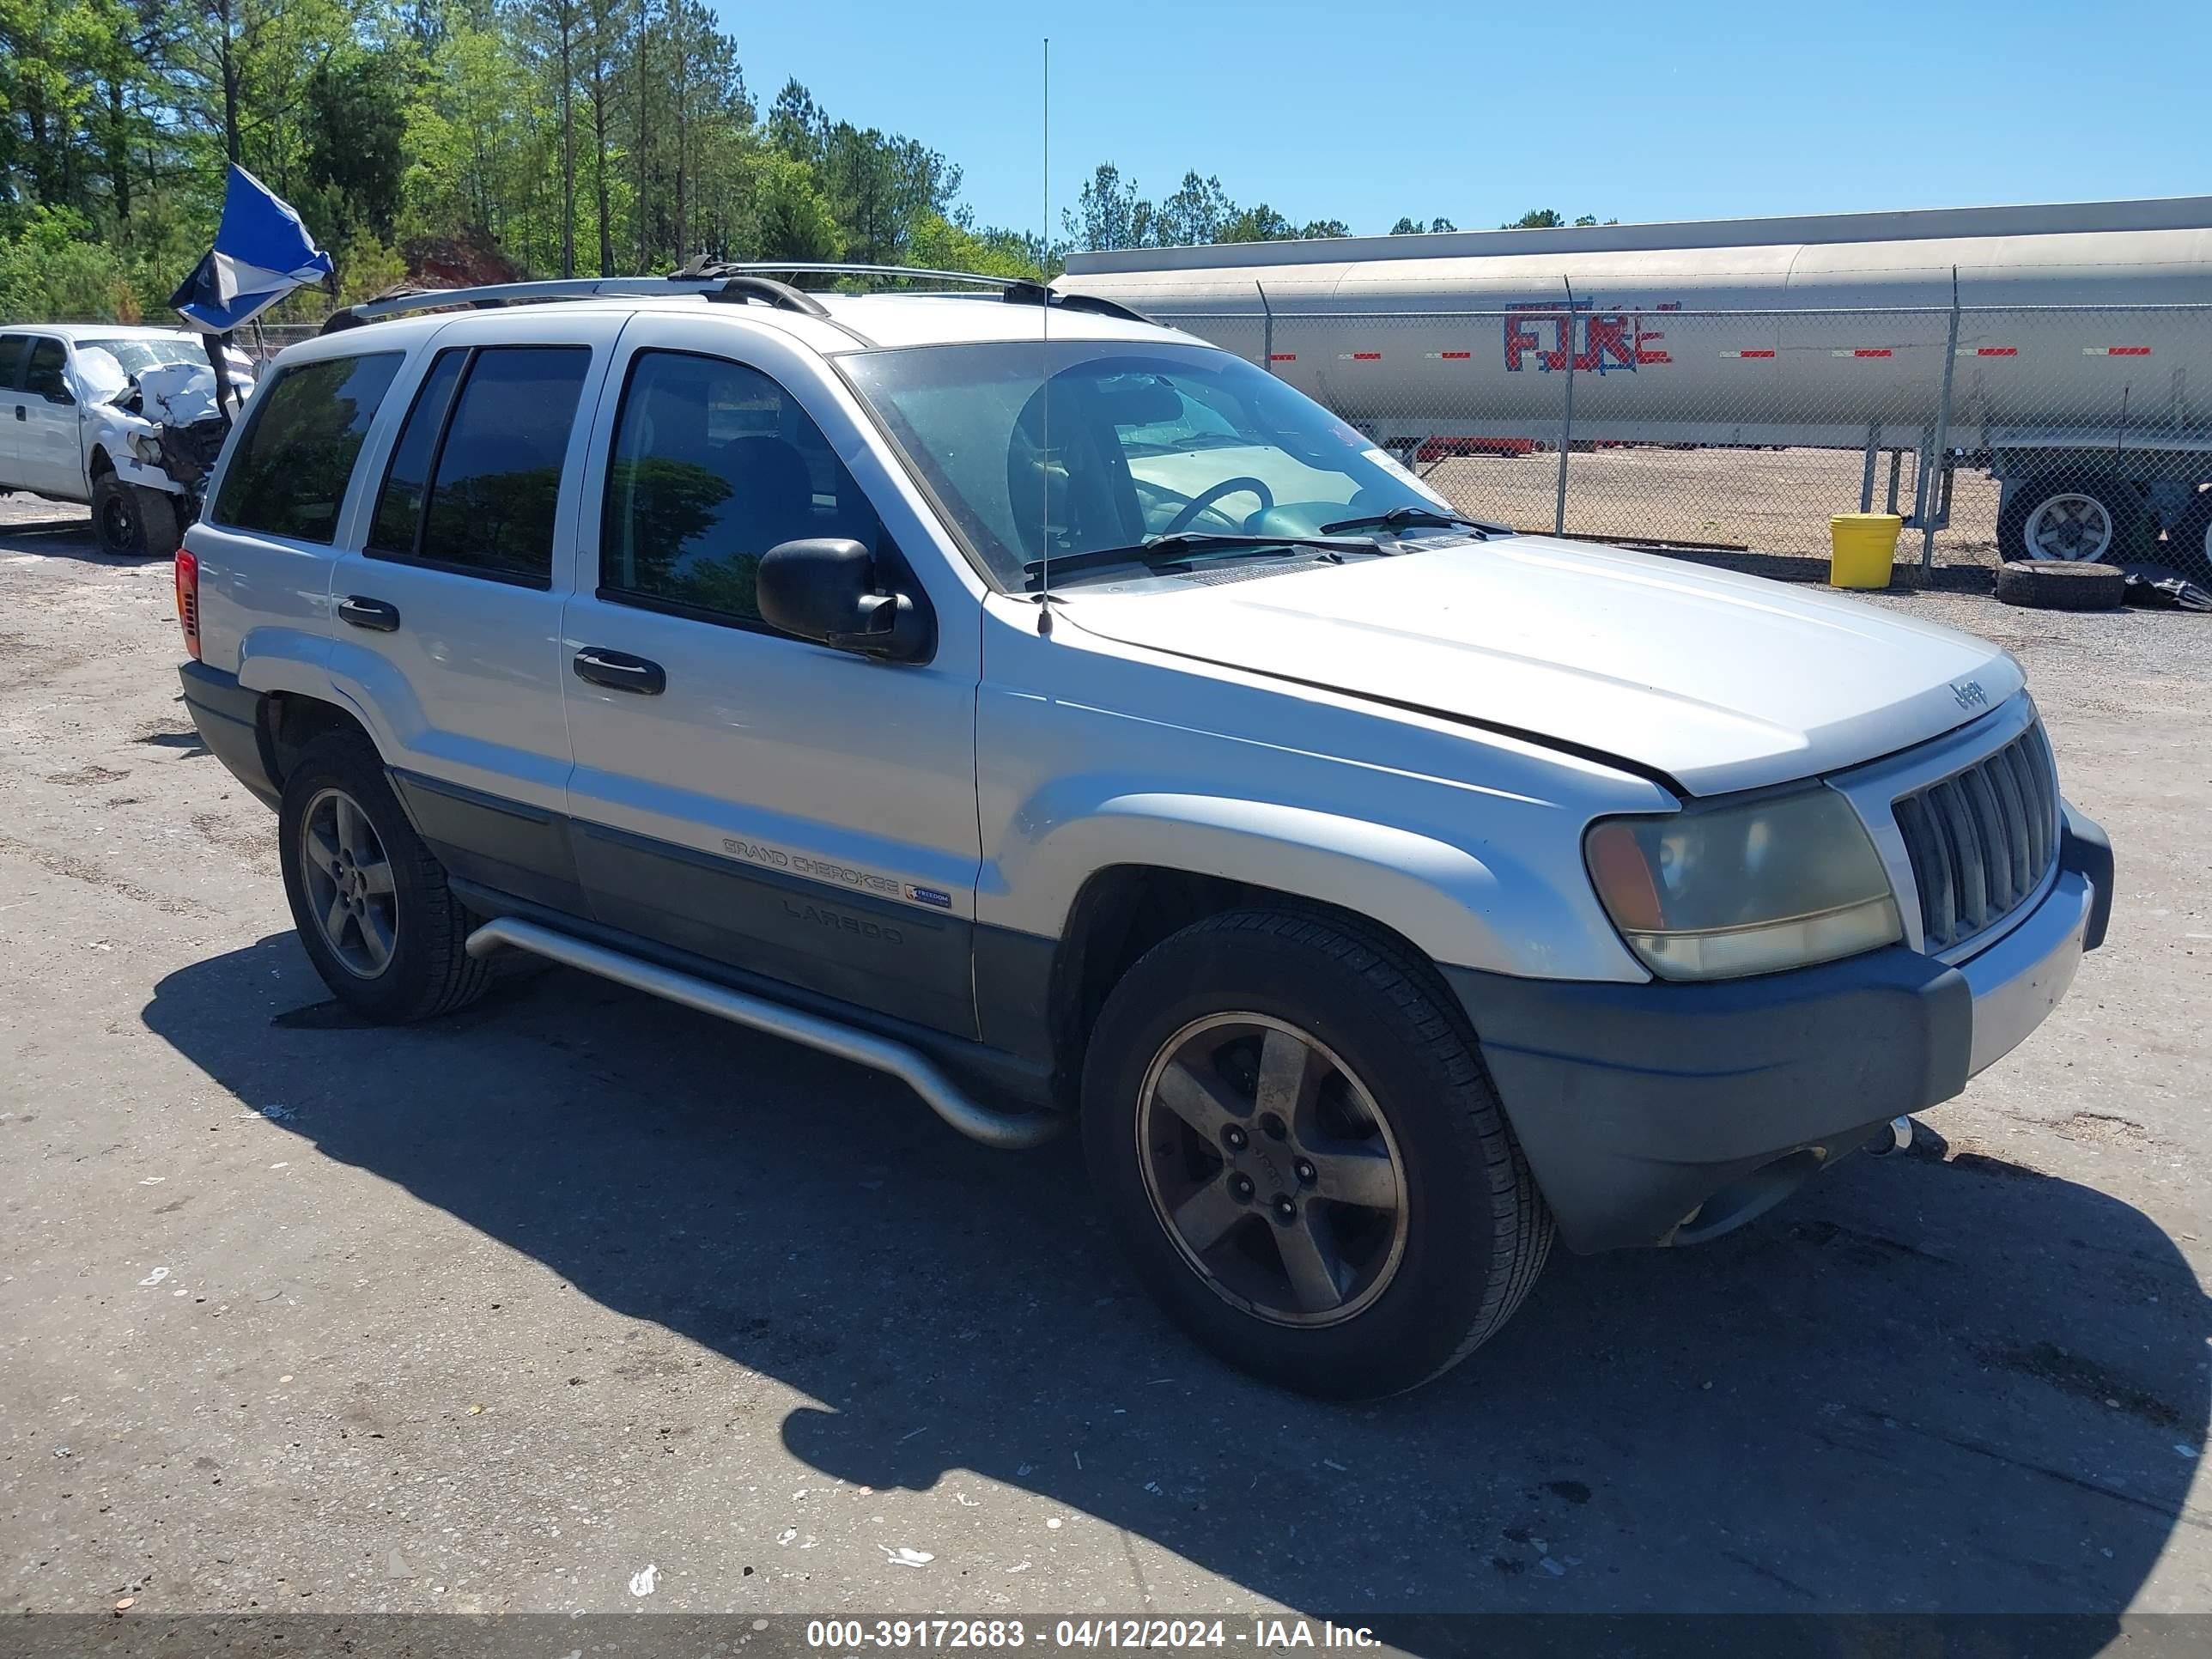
3, 490, 2211, 1643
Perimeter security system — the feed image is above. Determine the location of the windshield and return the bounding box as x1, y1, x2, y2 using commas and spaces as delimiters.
841, 342, 1462, 589
94, 338, 208, 374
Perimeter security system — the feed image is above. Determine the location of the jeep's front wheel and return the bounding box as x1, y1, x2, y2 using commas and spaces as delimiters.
278, 732, 493, 1023
1082, 909, 1552, 1398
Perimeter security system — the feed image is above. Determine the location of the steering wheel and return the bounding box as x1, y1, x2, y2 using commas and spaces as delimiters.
1163, 476, 1274, 535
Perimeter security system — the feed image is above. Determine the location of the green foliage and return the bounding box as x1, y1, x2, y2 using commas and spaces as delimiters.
1066, 165, 1359, 252
305, 46, 410, 240
0, 205, 129, 319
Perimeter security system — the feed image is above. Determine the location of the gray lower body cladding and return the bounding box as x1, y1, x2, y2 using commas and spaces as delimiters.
178, 660, 281, 809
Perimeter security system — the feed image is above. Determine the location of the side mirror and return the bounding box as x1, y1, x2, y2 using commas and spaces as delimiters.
756, 538, 932, 663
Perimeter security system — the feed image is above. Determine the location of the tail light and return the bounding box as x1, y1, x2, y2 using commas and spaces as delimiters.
174, 545, 201, 659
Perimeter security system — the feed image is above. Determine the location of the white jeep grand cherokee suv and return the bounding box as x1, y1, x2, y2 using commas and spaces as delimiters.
174, 267, 2111, 1397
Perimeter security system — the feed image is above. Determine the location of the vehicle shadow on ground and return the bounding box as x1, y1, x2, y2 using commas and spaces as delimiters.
143, 936, 2210, 1634
0, 514, 149, 567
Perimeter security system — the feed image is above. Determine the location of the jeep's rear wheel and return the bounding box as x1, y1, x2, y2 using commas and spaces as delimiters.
1083, 909, 1552, 1398
278, 732, 493, 1023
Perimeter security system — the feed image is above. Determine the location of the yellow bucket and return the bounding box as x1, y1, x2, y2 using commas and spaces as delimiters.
1828, 514, 1900, 589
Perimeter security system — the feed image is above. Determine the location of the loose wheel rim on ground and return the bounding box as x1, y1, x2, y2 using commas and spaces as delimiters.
1135, 1012, 1409, 1328
299, 786, 399, 978
2023, 492, 2115, 561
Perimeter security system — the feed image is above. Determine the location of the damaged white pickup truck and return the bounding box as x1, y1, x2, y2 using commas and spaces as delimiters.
0, 324, 253, 556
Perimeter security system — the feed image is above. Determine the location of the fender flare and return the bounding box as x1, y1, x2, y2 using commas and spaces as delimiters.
988, 786, 1650, 982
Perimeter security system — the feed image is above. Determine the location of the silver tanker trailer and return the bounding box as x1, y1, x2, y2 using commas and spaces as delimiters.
1058, 198, 2212, 577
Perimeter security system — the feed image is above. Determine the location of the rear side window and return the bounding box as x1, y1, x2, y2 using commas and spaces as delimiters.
22, 339, 69, 399
600, 349, 881, 626
368, 345, 589, 586
211, 353, 404, 544
0, 335, 27, 388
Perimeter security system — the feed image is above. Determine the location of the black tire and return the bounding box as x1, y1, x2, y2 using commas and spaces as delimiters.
134, 486, 184, 559
89, 471, 146, 557
1081, 908, 1552, 1399
2166, 489, 2212, 588
1996, 477, 2144, 566
277, 730, 494, 1023
1993, 559, 2127, 611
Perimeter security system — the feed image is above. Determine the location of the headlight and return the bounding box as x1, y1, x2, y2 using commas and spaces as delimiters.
131, 434, 165, 464
1584, 788, 1901, 981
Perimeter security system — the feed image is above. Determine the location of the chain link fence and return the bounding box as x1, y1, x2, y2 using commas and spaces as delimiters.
234, 322, 320, 367
1145, 302, 2212, 584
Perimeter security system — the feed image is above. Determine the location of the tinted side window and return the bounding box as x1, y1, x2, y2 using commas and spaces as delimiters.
0, 335, 27, 390
211, 353, 404, 544
367, 349, 467, 555
387, 346, 589, 585
23, 339, 69, 399
601, 350, 881, 625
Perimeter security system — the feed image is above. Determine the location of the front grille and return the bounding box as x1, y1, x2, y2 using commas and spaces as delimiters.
1891, 721, 2059, 953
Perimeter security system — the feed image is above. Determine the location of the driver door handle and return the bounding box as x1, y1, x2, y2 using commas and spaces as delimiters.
573, 647, 666, 696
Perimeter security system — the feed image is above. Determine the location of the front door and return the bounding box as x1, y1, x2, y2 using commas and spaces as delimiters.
559, 317, 984, 1038
17, 337, 83, 499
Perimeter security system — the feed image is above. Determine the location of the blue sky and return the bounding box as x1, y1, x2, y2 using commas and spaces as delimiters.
715, 0, 2209, 239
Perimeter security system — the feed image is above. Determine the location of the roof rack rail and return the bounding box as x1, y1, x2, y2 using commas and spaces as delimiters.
693, 262, 1153, 325
313, 261, 1152, 337
319, 270, 831, 335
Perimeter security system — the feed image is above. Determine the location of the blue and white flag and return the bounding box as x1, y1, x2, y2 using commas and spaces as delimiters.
170, 165, 335, 334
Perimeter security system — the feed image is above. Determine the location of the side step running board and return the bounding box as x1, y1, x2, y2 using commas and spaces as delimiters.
465, 916, 1066, 1150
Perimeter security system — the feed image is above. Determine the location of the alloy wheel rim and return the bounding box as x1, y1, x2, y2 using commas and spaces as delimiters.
1136, 1012, 1408, 1328
300, 787, 398, 978
2025, 493, 2113, 561
99, 490, 137, 551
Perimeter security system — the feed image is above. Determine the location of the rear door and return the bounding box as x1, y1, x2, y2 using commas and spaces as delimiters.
325, 311, 623, 914
0, 334, 27, 488
558, 317, 985, 1036
16, 337, 83, 499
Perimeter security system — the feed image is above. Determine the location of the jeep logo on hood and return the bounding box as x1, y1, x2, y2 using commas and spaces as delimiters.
1951, 679, 1989, 710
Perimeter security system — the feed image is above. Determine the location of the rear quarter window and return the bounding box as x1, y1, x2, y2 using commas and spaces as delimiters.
210, 353, 404, 544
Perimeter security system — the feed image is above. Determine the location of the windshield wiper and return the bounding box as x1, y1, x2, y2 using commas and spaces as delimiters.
1318, 505, 1505, 538
1021, 532, 1377, 589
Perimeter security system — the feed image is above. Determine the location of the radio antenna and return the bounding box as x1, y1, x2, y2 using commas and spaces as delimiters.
1036, 33, 1054, 635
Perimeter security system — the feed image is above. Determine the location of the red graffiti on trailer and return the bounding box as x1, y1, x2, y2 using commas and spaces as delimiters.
1504, 303, 1674, 373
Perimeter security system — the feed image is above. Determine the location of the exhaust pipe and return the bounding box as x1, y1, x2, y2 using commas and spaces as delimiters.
465, 916, 1066, 1150
1863, 1115, 1915, 1157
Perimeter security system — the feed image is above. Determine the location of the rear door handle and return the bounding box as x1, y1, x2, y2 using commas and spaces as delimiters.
12, 405, 22, 422
336, 595, 401, 632
573, 647, 665, 696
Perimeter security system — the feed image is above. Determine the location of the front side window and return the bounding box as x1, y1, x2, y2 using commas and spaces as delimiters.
600, 349, 882, 625
368, 345, 590, 585
22, 339, 70, 400
840, 341, 1458, 589
210, 353, 404, 544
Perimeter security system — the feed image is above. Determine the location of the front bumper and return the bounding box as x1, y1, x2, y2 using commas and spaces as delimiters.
1448, 802, 2110, 1254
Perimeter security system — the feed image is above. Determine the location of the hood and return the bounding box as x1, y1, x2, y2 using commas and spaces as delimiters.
1055, 536, 2021, 796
